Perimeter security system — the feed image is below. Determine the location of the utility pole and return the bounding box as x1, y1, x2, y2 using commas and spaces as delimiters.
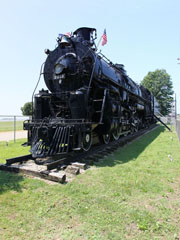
177, 58, 180, 119
175, 93, 177, 120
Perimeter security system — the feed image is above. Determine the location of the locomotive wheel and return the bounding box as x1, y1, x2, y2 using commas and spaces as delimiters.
112, 127, 121, 141
82, 133, 92, 151
131, 124, 138, 134
131, 126, 135, 134
102, 133, 110, 144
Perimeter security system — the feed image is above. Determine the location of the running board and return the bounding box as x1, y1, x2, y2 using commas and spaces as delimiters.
153, 115, 171, 132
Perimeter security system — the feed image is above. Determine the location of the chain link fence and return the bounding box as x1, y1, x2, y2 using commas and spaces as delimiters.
159, 116, 175, 132
0, 115, 30, 142
166, 116, 180, 142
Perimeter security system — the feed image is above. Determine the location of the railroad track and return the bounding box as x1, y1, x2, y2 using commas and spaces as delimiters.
0, 124, 158, 183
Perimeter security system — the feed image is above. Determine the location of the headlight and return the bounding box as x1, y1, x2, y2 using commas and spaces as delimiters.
54, 63, 64, 75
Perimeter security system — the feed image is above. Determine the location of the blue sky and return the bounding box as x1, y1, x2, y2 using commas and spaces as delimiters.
0, 0, 180, 115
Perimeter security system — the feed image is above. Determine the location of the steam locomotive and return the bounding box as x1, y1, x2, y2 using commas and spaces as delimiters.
24, 27, 157, 158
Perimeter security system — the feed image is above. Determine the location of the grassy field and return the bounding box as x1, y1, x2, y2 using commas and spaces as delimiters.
0, 121, 24, 132
0, 126, 180, 239
0, 139, 30, 162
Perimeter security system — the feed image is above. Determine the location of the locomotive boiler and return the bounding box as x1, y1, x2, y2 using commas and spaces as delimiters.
24, 27, 156, 158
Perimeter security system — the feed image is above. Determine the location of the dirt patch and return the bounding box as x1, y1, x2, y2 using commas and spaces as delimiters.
0, 130, 27, 141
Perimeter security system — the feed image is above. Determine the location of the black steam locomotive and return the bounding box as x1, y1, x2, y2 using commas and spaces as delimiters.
24, 27, 156, 158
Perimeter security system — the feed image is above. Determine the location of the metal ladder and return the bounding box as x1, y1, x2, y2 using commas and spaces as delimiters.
93, 89, 107, 123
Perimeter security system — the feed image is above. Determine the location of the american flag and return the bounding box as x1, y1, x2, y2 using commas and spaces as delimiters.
102, 29, 107, 46
65, 32, 71, 37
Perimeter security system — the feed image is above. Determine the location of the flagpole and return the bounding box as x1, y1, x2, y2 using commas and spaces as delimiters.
95, 35, 102, 52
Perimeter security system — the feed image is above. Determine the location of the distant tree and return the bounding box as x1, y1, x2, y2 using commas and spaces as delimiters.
141, 69, 174, 116
21, 102, 32, 116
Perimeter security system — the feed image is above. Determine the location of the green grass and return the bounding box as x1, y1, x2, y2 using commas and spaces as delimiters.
0, 139, 30, 163
0, 121, 24, 132
0, 126, 180, 239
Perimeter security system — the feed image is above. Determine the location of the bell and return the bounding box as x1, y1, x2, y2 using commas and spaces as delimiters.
60, 35, 70, 47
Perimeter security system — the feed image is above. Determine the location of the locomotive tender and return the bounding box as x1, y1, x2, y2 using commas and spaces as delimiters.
24, 27, 156, 158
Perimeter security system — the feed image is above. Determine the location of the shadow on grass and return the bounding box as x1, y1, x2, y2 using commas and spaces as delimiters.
95, 125, 165, 168
0, 171, 24, 195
